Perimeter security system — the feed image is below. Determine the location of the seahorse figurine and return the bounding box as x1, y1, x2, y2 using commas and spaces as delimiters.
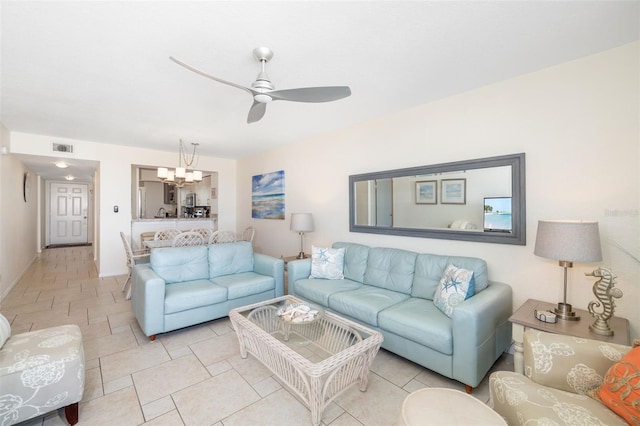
586, 267, 623, 336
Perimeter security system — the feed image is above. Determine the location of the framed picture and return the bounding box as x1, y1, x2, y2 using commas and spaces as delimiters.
251, 170, 285, 219
415, 180, 437, 204
441, 178, 466, 204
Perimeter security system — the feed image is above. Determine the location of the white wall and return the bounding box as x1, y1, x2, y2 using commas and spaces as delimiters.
237, 42, 640, 338
8, 133, 237, 278
0, 124, 39, 299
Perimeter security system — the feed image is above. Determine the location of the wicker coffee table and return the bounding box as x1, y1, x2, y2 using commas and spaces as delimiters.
229, 295, 384, 426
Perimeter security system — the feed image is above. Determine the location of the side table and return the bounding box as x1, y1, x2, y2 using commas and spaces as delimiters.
281, 255, 309, 294
509, 299, 630, 374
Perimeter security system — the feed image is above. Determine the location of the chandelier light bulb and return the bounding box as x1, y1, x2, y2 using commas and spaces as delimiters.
157, 167, 168, 179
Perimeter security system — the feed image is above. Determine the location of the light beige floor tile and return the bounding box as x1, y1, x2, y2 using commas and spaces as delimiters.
107, 310, 137, 330
326, 412, 364, 426
252, 376, 282, 397
142, 395, 176, 421
206, 359, 233, 377
79, 386, 144, 426
189, 332, 239, 366
402, 379, 426, 393
103, 375, 133, 395
78, 321, 112, 341
83, 329, 138, 361
227, 353, 273, 385
370, 349, 421, 388
101, 340, 170, 382
166, 345, 193, 359
413, 368, 463, 391
158, 323, 216, 349
142, 409, 184, 425
222, 388, 311, 426
208, 317, 234, 335
82, 367, 105, 402
172, 369, 260, 426
133, 354, 210, 405
335, 373, 408, 426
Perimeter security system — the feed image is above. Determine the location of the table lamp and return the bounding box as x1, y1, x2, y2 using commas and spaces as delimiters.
290, 213, 314, 259
534, 220, 602, 320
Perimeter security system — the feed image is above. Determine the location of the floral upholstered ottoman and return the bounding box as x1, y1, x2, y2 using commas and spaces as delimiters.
0, 320, 85, 425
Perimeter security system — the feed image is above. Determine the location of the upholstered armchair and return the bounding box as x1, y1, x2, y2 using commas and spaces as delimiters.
0, 315, 85, 425
490, 329, 637, 425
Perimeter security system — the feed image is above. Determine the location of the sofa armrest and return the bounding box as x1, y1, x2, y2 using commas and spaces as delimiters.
287, 258, 312, 295
131, 264, 167, 337
451, 281, 513, 388
253, 253, 285, 297
523, 329, 631, 394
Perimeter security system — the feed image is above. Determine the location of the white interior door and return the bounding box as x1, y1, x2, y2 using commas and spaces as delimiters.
50, 182, 89, 245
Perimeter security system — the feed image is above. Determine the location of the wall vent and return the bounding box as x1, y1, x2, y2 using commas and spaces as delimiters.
52, 143, 73, 153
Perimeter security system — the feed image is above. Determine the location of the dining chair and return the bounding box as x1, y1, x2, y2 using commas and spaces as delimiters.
120, 231, 150, 300
191, 227, 214, 241
209, 230, 237, 244
172, 231, 205, 247
239, 226, 255, 243
154, 228, 181, 241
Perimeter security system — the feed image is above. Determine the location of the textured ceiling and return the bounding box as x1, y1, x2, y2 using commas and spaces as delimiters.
2, 1, 638, 180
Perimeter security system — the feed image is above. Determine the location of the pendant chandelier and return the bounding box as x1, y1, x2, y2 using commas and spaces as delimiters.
157, 140, 203, 187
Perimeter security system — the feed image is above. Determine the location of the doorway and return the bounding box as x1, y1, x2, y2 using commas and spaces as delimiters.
49, 182, 89, 246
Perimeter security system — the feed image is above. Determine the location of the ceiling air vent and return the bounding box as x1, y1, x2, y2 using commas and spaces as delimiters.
52, 143, 73, 153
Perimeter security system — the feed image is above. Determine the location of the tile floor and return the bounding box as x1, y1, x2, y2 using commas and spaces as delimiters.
2, 246, 513, 426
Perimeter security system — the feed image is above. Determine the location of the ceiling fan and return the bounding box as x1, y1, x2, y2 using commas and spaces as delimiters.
170, 47, 351, 123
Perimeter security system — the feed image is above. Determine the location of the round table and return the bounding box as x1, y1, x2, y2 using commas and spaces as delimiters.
398, 388, 507, 426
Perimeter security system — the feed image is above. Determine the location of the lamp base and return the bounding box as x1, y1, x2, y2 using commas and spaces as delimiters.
297, 252, 307, 259
554, 303, 580, 321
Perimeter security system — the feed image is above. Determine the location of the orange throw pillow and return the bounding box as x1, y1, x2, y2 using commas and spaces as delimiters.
598, 345, 640, 425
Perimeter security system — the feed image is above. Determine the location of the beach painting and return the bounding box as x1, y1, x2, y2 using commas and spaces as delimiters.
252, 170, 285, 219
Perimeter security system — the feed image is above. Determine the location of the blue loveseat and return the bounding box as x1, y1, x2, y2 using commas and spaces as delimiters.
131, 241, 284, 340
287, 242, 512, 390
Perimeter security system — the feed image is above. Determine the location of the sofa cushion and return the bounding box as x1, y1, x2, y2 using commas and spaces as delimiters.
433, 264, 475, 318
151, 246, 209, 284
378, 298, 453, 355
328, 285, 409, 326
294, 278, 362, 306
309, 246, 345, 279
164, 280, 228, 314
332, 242, 370, 283
412, 254, 488, 299
209, 241, 254, 278
211, 272, 275, 300
598, 345, 640, 424
363, 247, 417, 294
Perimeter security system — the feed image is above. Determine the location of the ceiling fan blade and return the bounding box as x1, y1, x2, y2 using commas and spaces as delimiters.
268, 86, 351, 103
169, 56, 253, 95
247, 101, 267, 123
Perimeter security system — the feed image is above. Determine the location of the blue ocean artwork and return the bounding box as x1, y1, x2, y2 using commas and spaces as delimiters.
252, 170, 285, 219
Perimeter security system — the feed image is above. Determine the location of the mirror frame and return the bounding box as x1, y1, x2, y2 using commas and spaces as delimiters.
349, 153, 526, 245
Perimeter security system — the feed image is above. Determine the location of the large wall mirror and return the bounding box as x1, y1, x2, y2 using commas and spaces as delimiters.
349, 153, 526, 245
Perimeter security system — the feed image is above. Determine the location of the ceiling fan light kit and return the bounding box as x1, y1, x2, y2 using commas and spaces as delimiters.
170, 47, 351, 123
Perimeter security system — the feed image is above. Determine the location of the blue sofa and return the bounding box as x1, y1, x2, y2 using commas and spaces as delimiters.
287, 242, 512, 390
131, 241, 284, 340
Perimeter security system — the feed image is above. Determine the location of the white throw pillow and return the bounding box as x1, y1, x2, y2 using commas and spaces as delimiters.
433, 264, 475, 318
309, 246, 345, 280
0, 313, 12, 349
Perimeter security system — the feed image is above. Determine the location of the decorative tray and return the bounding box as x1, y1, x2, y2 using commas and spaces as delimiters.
276, 303, 324, 323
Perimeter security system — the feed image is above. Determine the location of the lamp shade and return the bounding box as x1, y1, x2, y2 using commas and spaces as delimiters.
290, 213, 314, 232
534, 220, 602, 262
